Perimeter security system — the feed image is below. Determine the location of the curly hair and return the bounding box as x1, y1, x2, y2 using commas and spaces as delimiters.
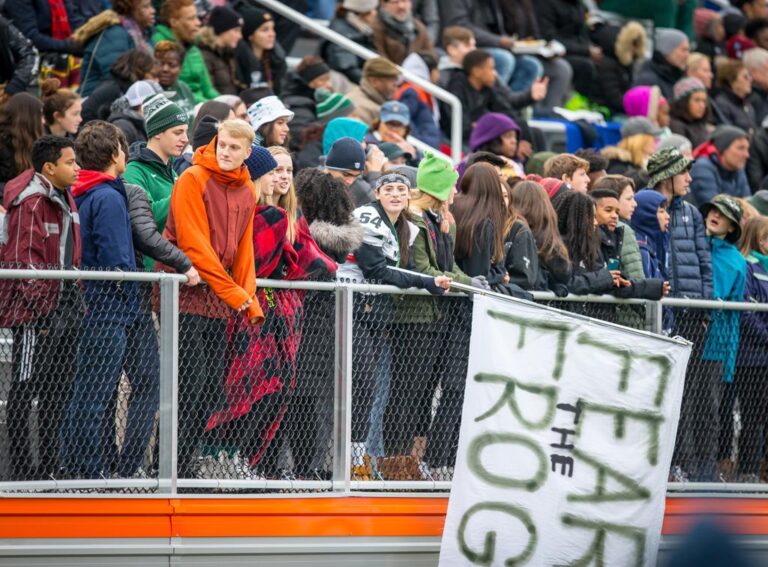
0, 93, 45, 173
294, 168, 354, 227
554, 191, 601, 270
154, 39, 185, 60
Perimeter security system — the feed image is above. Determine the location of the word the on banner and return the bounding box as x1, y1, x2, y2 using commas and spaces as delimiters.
439, 296, 691, 566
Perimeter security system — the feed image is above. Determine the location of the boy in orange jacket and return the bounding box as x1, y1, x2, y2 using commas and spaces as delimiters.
160, 119, 276, 478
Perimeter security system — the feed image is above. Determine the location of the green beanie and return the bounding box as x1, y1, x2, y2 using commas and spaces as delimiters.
143, 93, 188, 138
315, 88, 355, 123
416, 152, 458, 202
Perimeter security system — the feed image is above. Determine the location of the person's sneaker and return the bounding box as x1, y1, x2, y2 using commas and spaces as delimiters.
670, 465, 689, 483
132, 467, 150, 479
196, 455, 219, 479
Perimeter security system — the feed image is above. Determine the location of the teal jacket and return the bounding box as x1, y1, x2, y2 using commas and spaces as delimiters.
152, 25, 220, 102
703, 236, 747, 383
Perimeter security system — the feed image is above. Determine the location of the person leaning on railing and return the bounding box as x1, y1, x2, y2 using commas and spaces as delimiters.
0, 136, 82, 481
157, 119, 266, 479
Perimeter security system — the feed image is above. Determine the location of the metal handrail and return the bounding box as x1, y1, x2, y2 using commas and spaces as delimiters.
250, 0, 464, 163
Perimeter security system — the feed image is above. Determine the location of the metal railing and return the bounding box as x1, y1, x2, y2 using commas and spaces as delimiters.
250, 0, 464, 163
0, 269, 767, 495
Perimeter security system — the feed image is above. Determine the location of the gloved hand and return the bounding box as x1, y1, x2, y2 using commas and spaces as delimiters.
423, 277, 447, 296
471, 276, 491, 290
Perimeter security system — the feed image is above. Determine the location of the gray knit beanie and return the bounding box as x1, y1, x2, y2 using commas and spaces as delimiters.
655, 28, 688, 56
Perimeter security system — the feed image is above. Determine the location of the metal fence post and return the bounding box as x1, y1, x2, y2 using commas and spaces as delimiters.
158, 277, 179, 494
645, 300, 664, 335
333, 286, 353, 492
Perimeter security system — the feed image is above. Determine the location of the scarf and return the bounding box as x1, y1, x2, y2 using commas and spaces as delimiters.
377, 9, 416, 45
120, 16, 150, 53
346, 12, 373, 36
48, 0, 71, 40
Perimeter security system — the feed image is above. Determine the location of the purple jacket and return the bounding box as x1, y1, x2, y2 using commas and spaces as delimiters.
737, 253, 768, 368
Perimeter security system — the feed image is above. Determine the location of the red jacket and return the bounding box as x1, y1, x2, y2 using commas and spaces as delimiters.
0, 169, 81, 327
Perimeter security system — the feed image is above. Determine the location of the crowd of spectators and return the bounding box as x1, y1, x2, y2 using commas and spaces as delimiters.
0, 0, 767, 484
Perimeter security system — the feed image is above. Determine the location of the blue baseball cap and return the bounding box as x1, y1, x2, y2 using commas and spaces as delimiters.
379, 101, 410, 125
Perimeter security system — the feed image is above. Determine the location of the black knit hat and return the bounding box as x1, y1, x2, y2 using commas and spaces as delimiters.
192, 115, 220, 150
325, 137, 366, 172
209, 6, 243, 35
241, 7, 272, 39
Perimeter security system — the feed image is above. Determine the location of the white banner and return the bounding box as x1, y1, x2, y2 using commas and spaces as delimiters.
439, 296, 691, 567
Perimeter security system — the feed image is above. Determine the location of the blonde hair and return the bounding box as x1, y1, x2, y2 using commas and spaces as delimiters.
618, 134, 655, 168
268, 146, 298, 243
739, 216, 768, 257
687, 53, 709, 74
218, 119, 256, 145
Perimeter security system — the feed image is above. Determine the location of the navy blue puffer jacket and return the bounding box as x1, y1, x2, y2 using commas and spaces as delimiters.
667, 195, 714, 299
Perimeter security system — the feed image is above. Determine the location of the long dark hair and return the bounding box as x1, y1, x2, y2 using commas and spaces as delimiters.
376, 170, 413, 266
259, 120, 290, 148
0, 93, 45, 173
554, 191, 600, 269
451, 162, 506, 263
509, 181, 570, 266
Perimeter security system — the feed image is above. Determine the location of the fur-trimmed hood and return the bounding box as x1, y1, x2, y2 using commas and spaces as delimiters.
309, 219, 364, 260
592, 21, 647, 68
600, 146, 632, 162
72, 9, 121, 45
615, 21, 647, 67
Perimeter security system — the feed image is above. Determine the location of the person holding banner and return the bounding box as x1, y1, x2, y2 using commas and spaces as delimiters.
336, 172, 451, 479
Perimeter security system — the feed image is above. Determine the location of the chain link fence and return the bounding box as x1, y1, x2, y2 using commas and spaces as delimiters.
0, 269, 767, 494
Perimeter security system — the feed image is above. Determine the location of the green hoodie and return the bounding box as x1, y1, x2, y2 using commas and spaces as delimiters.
153, 24, 220, 103
124, 144, 178, 264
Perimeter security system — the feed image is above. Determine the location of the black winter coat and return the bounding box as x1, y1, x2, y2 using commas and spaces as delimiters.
633, 51, 684, 100
442, 71, 533, 140
534, 0, 590, 58
504, 220, 538, 290
599, 225, 664, 300
3, 0, 83, 53
455, 219, 507, 284
81, 76, 131, 122
0, 16, 36, 95
320, 16, 375, 84
234, 39, 286, 96
108, 110, 147, 147
199, 37, 243, 96
749, 85, 768, 126
437, 0, 507, 47
669, 116, 711, 149
125, 183, 192, 274
590, 23, 635, 115
748, 126, 768, 190
715, 88, 757, 136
